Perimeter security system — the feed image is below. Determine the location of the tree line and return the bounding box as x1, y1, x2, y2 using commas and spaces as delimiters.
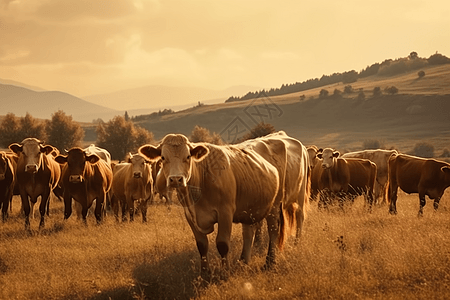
226, 52, 450, 103
0, 111, 154, 161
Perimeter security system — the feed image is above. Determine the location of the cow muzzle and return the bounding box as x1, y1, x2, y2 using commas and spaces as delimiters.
133, 172, 142, 178
25, 164, 39, 173
168, 175, 187, 188
322, 164, 331, 170
69, 175, 83, 183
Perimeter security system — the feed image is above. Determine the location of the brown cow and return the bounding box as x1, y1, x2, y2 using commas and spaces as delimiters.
317, 148, 377, 210
139, 134, 284, 277
387, 154, 450, 216
342, 149, 398, 204
9, 138, 61, 229
111, 153, 153, 222
307, 146, 323, 202
55, 147, 113, 223
0, 152, 15, 221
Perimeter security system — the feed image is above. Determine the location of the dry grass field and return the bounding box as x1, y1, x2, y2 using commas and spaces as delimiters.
1, 190, 450, 300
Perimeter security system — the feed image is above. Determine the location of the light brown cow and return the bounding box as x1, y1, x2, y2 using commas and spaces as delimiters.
9, 138, 61, 230
387, 154, 450, 216
111, 153, 153, 222
238, 131, 310, 262
55, 147, 113, 223
317, 148, 377, 210
341, 149, 398, 204
0, 152, 15, 221
139, 134, 284, 277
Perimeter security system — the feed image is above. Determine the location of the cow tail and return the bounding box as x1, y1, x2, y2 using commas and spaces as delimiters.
278, 202, 287, 251
385, 180, 391, 205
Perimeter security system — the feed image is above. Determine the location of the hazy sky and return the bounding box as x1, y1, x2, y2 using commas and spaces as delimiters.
1, 0, 449, 98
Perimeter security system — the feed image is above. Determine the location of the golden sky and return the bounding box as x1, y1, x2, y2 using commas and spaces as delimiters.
1, 0, 449, 98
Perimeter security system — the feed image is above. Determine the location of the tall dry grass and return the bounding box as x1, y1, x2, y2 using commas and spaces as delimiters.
1, 191, 450, 300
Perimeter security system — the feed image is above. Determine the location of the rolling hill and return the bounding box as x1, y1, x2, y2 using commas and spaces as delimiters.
134, 64, 450, 155
0, 84, 119, 122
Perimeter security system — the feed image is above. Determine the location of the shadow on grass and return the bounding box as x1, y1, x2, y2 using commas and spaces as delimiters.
86, 250, 202, 300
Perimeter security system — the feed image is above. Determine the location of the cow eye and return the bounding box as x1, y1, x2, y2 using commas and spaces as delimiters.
187, 155, 191, 160
161, 156, 165, 161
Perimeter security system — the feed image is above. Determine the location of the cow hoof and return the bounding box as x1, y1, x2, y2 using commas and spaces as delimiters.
389, 210, 397, 215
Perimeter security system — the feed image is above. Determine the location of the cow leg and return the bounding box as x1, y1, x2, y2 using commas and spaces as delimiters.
264, 210, 280, 270
128, 198, 134, 222
389, 186, 398, 215
140, 200, 148, 223
20, 192, 31, 230
433, 197, 441, 211
418, 192, 426, 217
121, 200, 127, 222
216, 215, 232, 272
240, 223, 256, 264
192, 231, 210, 279
318, 190, 329, 211
63, 194, 72, 220
39, 190, 51, 229
252, 221, 264, 250
94, 195, 104, 224
111, 195, 120, 222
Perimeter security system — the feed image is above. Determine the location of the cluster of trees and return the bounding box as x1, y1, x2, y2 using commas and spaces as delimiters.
0, 110, 84, 151
227, 52, 450, 103
131, 109, 175, 122
0, 111, 155, 161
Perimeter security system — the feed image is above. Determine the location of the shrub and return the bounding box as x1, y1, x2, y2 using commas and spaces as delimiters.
385, 86, 399, 95
344, 85, 353, 94
319, 89, 329, 98
418, 70, 425, 78
342, 70, 358, 84
45, 110, 84, 152
357, 91, 365, 100
333, 89, 342, 97
427, 53, 450, 65
240, 122, 276, 142
0, 113, 21, 147
190, 125, 223, 145
413, 142, 434, 158
96, 115, 154, 160
299, 95, 306, 101
373, 87, 382, 97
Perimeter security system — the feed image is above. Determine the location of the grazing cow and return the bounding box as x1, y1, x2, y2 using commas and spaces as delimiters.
387, 154, 450, 216
238, 131, 310, 263
9, 138, 61, 229
55, 147, 112, 223
317, 148, 377, 210
111, 153, 153, 222
139, 134, 284, 277
342, 149, 398, 204
0, 152, 15, 221
307, 146, 323, 202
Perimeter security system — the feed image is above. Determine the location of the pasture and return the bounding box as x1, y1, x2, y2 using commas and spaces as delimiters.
1, 191, 450, 300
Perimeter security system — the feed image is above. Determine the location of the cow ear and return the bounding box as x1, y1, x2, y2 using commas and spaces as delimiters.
86, 154, 100, 164
139, 145, 161, 161
442, 166, 450, 174
9, 143, 22, 154
317, 153, 323, 159
333, 151, 340, 158
55, 155, 68, 165
191, 145, 209, 161
41, 145, 55, 155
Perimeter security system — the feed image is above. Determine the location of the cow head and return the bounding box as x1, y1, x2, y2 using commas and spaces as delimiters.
127, 153, 150, 178
139, 134, 209, 188
55, 147, 100, 183
0, 152, 8, 180
306, 145, 320, 170
443, 166, 450, 183
317, 148, 339, 170
9, 138, 54, 173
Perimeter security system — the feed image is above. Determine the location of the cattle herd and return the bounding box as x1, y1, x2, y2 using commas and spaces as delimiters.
1, 133, 450, 277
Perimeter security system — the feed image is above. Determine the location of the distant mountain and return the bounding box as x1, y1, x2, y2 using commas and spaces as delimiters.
83, 85, 261, 111
0, 84, 119, 122
0, 78, 46, 92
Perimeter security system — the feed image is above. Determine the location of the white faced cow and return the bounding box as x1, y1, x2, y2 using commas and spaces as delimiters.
9, 138, 61, 230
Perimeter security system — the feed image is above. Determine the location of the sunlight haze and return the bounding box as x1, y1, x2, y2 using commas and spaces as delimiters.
1, 0, 449, 104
